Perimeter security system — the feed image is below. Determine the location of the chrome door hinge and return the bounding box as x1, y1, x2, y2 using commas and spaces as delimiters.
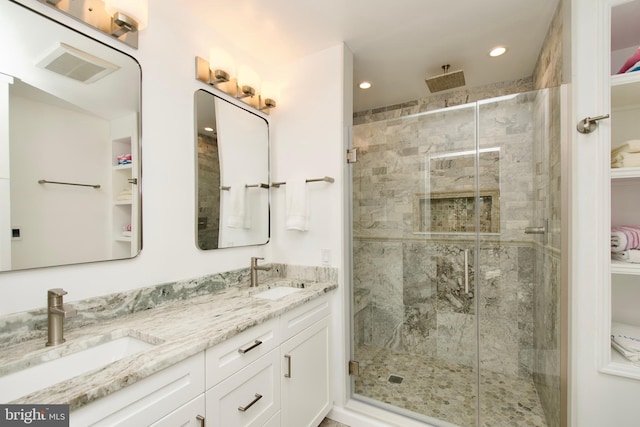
128, 178, 138, 185
348, 360, 360, 376
347, 148, 357, 164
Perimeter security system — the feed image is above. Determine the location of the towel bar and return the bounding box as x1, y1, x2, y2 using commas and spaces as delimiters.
38, 179, 100, 189
271, 176, 335, 188
220, 183, 269, 191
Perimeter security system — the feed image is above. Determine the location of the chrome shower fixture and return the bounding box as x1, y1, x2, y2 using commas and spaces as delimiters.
425, 64, 466, 93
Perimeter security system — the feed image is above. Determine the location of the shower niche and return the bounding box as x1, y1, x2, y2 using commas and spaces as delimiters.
414, 149, 500, 234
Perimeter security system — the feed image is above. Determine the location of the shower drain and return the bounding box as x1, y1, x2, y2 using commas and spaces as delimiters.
388, 374, 404, 384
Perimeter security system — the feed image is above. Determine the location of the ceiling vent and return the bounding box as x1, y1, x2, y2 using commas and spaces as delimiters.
35, 43, 119, 84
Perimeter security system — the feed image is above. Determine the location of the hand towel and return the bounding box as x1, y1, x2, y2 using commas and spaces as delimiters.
611, 322, 640, 365
616, 47, 640, 74
611, 226, 640, 252
226, 183, 250, 229
612, 249, 640, 263
286, 179, 309, 231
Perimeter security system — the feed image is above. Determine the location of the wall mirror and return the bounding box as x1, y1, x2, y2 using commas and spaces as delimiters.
0, 1, 142, 271
195, 89, 269, 249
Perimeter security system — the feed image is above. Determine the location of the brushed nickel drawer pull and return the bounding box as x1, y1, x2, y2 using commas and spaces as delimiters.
238, 393, 263, 412
196, 415, 205, 427
238, 340, 263, 354
284, 354, 292, 378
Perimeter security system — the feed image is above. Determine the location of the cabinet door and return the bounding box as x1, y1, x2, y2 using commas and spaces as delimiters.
280, 316, 331, 427
149, 394, 205, 427
206, 348, 280, 427
70, 352, 205, 427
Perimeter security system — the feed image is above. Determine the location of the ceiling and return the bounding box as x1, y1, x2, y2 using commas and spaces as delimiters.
187, 0, 560, 112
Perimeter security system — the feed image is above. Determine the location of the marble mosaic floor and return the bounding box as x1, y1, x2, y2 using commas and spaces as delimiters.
353, 345, 547, 427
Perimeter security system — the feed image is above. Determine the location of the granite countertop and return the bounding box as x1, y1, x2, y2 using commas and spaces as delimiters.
0, 279, 337, 410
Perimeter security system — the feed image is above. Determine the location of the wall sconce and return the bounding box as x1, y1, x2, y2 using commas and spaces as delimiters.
208, 48, 236, 84
41, 0, 148, 49
237, 65, 260, 99
195, 55, 277, 114
260, 82, 278, 112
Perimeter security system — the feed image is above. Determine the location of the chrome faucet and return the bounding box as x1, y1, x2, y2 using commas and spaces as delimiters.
46, 288, 77, 346
250, 257, 271, 287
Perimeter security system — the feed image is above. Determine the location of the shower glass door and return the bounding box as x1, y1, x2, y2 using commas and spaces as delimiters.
350, 87, 562, 427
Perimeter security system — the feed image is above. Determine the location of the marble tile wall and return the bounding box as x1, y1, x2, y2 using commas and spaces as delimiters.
354, 239, 535, 378
197, 133, 220, 249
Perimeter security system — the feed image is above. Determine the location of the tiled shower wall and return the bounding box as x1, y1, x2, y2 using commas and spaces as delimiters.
352, 88, 539, 378
197, 133, 220, 249
352, 84, 561, 426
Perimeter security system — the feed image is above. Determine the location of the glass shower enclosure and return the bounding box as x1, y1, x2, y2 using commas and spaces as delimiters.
350, 87, 563, 427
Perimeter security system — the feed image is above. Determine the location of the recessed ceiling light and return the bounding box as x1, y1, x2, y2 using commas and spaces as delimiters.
489, 46, 507, 57
204, 126, 214, 132
359, 81, 372, 89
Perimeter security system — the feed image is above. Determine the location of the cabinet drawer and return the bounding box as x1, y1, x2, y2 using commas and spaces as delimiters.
70, 352, 205, 427
206, 349, 280, 427
280, 294, 330, 341
206, 317, 279, 389
148, 394, 205, 427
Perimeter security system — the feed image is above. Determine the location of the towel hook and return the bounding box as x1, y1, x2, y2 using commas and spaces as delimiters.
576, 114, 610, 134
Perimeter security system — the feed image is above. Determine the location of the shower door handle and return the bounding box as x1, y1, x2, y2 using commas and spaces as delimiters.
524, 226, 546, 234
464, 249, 469, 295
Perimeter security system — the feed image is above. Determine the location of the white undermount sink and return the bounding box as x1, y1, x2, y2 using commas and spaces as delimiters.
254, 286, 302, 300
0, 334, 156, 403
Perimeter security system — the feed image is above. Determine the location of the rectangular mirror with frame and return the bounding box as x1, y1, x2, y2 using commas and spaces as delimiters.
195, 89, 269, 249
0, 0, 142, 271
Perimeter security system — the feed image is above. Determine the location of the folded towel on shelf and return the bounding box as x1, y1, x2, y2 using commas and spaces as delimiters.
627, 60, 640, 73
612, 140, 640, 156
611, 322, 640, 366
612, 249, 640, 263
116, 187, 132, 201
611, 226, 640, 252
122, 230, 132, 237
612, 151, 640, 165
286, 179, 309, 231
617, 47, 640, 74
612, 160, 640, 168
226, 182, 250, 229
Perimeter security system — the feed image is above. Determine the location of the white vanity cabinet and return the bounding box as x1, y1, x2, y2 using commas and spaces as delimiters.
205, 293, 332, 427
69, 293, 332, 427
280, 296, 331, 427
70, 352, 205, 427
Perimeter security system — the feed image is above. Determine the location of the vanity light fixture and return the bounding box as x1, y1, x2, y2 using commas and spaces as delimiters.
195, 55, 277, 114
208, 48, 236, 85
237, 65, 260, 99
260, 81, 278, 112
105, 0, 149, 37
41, 0, 148, 49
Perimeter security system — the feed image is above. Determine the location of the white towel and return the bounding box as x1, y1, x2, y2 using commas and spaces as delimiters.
612, 250, 640, 263
226, 183, 250, 229
612, 322, 640, 365
612, 140, 640, 157
285, 179, 309, 231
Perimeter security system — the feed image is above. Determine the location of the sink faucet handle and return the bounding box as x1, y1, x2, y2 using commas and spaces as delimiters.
48, 288, 68, 297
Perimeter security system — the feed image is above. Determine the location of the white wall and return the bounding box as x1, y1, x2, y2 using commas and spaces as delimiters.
0, 75, 12, 271
267, 45, 346, 268
9, 95, 111, 269
0, 1, 346, 315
